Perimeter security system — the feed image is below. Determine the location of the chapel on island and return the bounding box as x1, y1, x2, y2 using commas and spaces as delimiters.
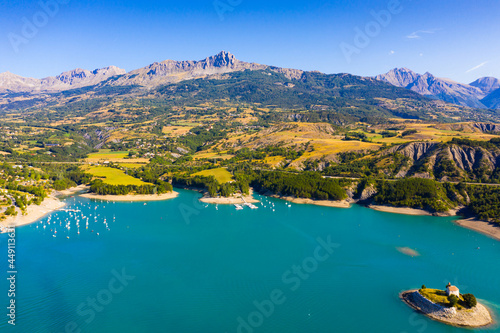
446, 282, 459, 297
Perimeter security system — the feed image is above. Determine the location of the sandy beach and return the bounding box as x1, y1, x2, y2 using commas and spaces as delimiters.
368, 205, 432, 216
80, 191, 179, 202
454, 218, 500, 242
199, 189, 259, 204
275, 196, 351, 208
0, 196, 66, 232
54, 184, 90, 197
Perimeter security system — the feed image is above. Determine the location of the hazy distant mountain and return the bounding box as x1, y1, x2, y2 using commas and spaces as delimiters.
375, 68, 487, 108
470, 77, 500, 95
0, 66, 126, 93
481, 88, 500, 109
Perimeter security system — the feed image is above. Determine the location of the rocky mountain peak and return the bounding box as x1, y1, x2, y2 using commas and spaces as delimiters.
376, 68, 487, 108
55, 68, 91, 84
375, 68, 420, 88
92, 66, 126, 76
205, 51, 237, 68
470, 77, 500, 95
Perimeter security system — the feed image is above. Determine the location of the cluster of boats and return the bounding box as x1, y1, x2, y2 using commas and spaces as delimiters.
234, 202, 258, 210
33, 199, 114, 239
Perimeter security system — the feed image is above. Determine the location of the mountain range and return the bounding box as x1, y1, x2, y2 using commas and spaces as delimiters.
0, 66, 126, 93
375, 68, 500, 109
0, 52, 499, 121
0, 51, 304, 94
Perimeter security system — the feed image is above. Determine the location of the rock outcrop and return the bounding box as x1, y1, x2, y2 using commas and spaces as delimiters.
385, 142, 439, 161
359, 184, 377, 201
445, 145, 497, 172
472, 123, 500, 133
382, 141, 500, 181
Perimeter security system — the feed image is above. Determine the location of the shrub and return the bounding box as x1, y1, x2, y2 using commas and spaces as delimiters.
448, 294, 459, 307
5, 205, 17, 216
421, 285, 426, 290
463, 293, 477, 308
401, 129, 418, 137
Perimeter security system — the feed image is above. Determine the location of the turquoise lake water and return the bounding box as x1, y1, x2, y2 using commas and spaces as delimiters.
1, 188, 499, 333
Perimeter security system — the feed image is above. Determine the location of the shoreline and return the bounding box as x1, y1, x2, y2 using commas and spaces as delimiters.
80, 191, 179, 202
454, 218, 500, 242
199, 189, 259, 204
54, 184, 90, 197
272, 195, 350, 208
400, 289, 493, 328
0, 195, 66, 233
3, 184, 499, 243
368, 204, 433, 216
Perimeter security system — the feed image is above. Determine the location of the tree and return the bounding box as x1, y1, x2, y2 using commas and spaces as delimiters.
463, 293, 477, 308
421, 285, 426, 290
448, 294, 459, 307
5, 205, 17, 216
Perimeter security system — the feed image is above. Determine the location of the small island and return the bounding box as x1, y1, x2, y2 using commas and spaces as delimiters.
401, 283, 493, 327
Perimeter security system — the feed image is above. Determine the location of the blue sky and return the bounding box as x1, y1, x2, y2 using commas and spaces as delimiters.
1, 0, 499, 83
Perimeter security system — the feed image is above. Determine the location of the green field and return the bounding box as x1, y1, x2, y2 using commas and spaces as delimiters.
84, 166, 150, 186
86, 150, 129, 161
192, 168, 233, 183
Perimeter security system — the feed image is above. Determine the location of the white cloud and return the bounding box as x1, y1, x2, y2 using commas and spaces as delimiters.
465, 61, 488, 73
389, 50, 395, 55
406, 29, 438, 39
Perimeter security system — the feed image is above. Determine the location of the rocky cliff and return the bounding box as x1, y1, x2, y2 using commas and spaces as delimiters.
382, 141, 500, 181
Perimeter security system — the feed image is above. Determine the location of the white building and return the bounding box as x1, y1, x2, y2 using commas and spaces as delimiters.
446, 283, 460, 297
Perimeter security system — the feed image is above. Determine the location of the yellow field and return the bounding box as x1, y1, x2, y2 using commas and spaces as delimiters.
193, 151, 234, 160
86, 150, 129, 160
85, 150, 150, 163
300, 140, 380, 160
82, 166, 151, 186
264, 156, 285, 167
162, 126, 193, 136
172, 121, 202, 127
192, 168, 233, 183
118, 163, 147, 169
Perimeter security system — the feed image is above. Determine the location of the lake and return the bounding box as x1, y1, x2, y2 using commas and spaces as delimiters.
1, 189, 499, 333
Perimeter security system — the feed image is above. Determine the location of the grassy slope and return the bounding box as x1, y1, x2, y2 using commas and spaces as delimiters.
84, 166, 151, 186
419, 288, 467, 310
192, 168, 233, 183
